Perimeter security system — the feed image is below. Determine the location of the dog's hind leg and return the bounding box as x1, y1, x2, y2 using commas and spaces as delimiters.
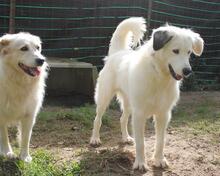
117, 93, 133, 144
90, 80, 114, 146
0, 125, 14, 158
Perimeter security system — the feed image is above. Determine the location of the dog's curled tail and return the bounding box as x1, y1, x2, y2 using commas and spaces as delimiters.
108, 17, 146, 55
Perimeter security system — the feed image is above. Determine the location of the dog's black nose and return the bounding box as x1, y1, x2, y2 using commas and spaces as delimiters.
35, 58, 44, 66
182, 67, 192, 77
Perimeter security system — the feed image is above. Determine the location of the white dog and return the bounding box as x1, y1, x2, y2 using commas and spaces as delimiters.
0, 32, 47, 162
90, 17, 204, 171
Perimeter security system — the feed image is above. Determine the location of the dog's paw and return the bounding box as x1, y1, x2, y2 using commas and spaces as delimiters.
6, 151, 16, 158
133, 160, 148, 172
19, 154, 32, 163
152, 157, 169, 168
122, 136, 134, 145
90, 137, 101, 147
0, 149, 15, 158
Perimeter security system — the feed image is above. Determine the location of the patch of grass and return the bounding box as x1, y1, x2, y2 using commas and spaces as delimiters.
56, 105, 112, 128
0, 148, 134, 176
18, 150, 57, 176
171, 101, 220, 141
0, 150, 81, 176
109, 98, 120, 110
38, 111, 57, 121
39, 104, 112, 129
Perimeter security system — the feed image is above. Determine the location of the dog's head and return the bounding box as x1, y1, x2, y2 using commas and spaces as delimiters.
0, 32, 46, 77
152, 25, 204, 81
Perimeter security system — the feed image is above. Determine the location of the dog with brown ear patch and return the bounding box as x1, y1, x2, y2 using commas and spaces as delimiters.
90, 17, 204, 171
0, 32, 48, 162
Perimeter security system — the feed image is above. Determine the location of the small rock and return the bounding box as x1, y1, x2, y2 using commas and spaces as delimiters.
58, 141, 64, 145
71, 126, 79, 131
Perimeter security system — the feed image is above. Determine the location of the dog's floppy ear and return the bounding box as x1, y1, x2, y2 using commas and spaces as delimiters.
192, 33, 204, 56
0, 38, 10, 55
153, 30, 173, 51
0, 39, 10, 46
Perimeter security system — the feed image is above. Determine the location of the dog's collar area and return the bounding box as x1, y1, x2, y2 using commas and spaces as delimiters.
18, 63, 41, 77
168, 64, 182, 81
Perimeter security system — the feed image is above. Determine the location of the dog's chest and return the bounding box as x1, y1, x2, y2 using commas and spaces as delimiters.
0, 82, 37, 120
1, 90, 28, 118
145, 80, 180, 113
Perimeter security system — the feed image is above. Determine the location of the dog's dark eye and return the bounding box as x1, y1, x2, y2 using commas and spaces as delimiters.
173, 49, 179, 54
20, 46, 29, 51
36, 46, 40, 50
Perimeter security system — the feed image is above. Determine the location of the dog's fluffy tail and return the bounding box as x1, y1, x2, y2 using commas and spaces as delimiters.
108, 17, 146, 55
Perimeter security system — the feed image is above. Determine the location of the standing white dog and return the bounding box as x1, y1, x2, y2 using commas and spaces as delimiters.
0, 32, 47, 162
90, 17, 204, 171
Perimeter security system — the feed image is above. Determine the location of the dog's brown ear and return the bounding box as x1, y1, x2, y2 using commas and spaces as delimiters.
0, 39, 10, 54
153, 30, 173, 51
192, 34, 204, 56
0, 39, 10, 46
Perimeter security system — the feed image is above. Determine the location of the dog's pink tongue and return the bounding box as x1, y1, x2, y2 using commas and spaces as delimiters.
176, 74, 182, 80
35, 68, 41, 76
30, 67, 41, 76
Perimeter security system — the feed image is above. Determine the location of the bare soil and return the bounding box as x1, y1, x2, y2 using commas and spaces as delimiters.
31, 91, 220, 176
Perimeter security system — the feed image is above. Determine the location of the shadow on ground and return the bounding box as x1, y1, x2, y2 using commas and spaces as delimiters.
79, 147, 173, 176
0, 157, 21, 176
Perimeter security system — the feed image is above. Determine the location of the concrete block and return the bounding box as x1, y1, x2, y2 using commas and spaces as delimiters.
46, 57, 98, 98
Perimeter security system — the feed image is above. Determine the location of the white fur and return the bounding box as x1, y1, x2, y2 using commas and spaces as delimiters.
0, 32, 47, 162
90, 17, 204, 171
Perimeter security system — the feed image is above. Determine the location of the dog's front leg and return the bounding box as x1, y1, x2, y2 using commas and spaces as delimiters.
132, 111, 148, 171
153, 111, 171, 168
19, 116, 35, 162
0, 125, 14, 158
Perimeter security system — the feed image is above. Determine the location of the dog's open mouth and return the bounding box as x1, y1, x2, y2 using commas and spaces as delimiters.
168, 64, 182, 81
18, 63, 41, 77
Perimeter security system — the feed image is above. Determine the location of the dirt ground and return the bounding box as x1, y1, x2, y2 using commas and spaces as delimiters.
31, 91, 220, 176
